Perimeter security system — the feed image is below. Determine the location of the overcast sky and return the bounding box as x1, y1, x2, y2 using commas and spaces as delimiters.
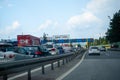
0, 0, 120, 39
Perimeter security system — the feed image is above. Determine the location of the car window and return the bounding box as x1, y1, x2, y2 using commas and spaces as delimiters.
101, 46, 105, 48
0, 44, 14, 52
23, 46, 39, 51
45, 45, 53, 48
90, 47, 98, 49
19, 48, 26, 54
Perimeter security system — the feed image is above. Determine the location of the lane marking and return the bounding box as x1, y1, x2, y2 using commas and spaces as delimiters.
8, 64, 51, 80
8, 52, 87, 80
56, 51, 87, 80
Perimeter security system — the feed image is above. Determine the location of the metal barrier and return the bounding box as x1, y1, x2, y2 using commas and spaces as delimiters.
0, 53, 74, 80
108, 48, 120, 51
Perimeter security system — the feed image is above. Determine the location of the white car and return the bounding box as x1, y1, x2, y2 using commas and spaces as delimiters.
0, 51, 16, 59
88, 46, 100, 55
63, 46, 73, 53
99, 46, 106, 51
43, 43, 59, 55
0, 43, 16, 59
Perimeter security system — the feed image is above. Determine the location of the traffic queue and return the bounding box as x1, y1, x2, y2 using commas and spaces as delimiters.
0, 35, 81, 61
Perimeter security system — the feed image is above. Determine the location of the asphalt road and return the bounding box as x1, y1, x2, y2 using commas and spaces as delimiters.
63, 51, 120, 80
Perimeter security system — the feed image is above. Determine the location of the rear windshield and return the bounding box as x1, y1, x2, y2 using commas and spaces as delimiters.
90, 47, 98, 49
101, 46, 105, 48
23, 46, 39, 51
0, 45, 14, 52
45, 45, 53, 48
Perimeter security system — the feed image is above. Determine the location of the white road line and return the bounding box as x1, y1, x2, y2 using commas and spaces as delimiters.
8, 52, 87, 80
56, 51, 87, 80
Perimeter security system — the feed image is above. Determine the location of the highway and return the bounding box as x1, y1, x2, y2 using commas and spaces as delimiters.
1, 50, 120, 80
62, 51, 120, 80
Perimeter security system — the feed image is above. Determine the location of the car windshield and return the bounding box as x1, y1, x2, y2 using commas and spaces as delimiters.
91, 47, 98, 49
101, 46, 105, 48
45, 45, 53, 48
0, 44, 14, 52
23, 46, 39, 51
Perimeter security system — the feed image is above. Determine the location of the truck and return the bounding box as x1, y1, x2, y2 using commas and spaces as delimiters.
17, 35, 40, 46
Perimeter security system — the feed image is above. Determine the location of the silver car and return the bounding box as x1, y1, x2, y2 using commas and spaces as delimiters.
43, 43, 59, 55
0, 43, 16, 59
88, 46, 100, 55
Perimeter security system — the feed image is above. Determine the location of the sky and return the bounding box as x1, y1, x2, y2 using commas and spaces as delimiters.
0, 0, 120, 39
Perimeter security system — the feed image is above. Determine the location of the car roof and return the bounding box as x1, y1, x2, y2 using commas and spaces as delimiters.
0, 43, 12, 46
23, 45, 40, 47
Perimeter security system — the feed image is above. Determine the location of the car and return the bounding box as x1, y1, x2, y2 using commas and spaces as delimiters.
62, 46, 74, 53
43, 43, 59, 55
88, 46, 100, 55
99, 46, 106, 51
14, 47, 34, 58
0, 43, 16, 59
22, 45, 51, 57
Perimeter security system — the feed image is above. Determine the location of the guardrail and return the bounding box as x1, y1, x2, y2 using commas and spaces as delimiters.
0, 53, 75, 80
108, 48, 120, 51
0, 58, 14, 63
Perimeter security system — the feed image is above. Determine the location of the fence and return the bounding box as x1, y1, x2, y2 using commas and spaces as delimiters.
0, 53, 75, 80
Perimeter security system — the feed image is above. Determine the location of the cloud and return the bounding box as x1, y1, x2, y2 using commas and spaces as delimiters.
67, 11, 101, 28
86, 0, 120, 15
65, 0, 120, 38
33, 19, 66, 36
7, 4, 13, 7
66, 11, 102, 38
0, 21, 20, 35
38, 20, 52, 30
12, 21, 20, 29
37, 20, 59, 31
86, 0, 108, 13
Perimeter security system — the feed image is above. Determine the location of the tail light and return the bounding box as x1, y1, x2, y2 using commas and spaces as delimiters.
9, 54, 13, 58
51, 48, 55, 51
9, 54, 15, 58
35, 51, 42, 55
4, 54, 15, 58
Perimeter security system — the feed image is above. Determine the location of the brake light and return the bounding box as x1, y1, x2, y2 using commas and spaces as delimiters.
35, 51, 42, 55
51, 48, 55, 51
9, 54, 15, 58
9, 55, 13, 58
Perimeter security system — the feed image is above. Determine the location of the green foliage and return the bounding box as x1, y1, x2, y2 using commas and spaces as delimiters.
77, 44, 81, 47
91, 37, 108, 46
106, 10, 120, 43
43, 33, 47, 42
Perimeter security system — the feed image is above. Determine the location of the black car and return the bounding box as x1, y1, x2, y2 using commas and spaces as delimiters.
13, 47, 33, 59
23, 45, 51, 57
14, 45, 51, 57
14, 47, 31, 55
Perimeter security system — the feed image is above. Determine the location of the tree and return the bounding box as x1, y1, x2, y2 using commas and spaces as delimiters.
106, 10, 120, 43
43, 33, 48, 43
99, 37, 108, 45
